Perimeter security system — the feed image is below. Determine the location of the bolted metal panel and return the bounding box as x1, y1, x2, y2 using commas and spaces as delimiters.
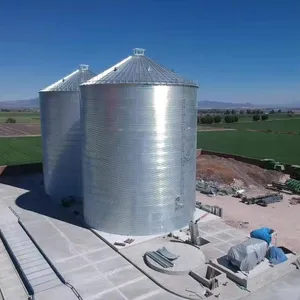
39, 66, 95, 199
82, 50, 198, 87
42, 65, 95, 92
81, 82, 198, 235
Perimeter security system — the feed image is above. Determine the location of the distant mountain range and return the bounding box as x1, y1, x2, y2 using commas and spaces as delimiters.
0, 98, 299, 109
0, 98, 39, 109
199, 100, 255, 109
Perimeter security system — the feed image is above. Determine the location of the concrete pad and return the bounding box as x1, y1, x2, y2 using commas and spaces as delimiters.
106, 266, 145, 286
197, 224, 217, 234
201, 245, 226, 262
213, 242, 233, 253
214, 232, 236, 242
85, 247, 118, 263
227, 237, 247, 246
33, 235, 81, 261
24, 220, 60, 240
210, 252, 298, 291
94, 290, 127, 300
143, 291, 183, 299
119, 236, 212, 299
72, 277, 113, 299
55, 256, 90, 274
119, 277, 160, 299
52, 224, 107, 253
63, 265, 103, 284
144, 241, 206, 275
0, 268, 18, 281
246, 270, 300, 300
205, 235, 223, 245
34, 284, 77, 300
0, 284, 28, 300
96, 256, 130, 274
189, 265, 226, 289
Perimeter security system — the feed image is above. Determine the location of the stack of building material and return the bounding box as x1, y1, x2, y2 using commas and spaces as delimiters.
270, 179, 300, 195
196, 180, 237, 196
241, 193, 283, 206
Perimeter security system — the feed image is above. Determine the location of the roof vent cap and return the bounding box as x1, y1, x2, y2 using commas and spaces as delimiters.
79, 64, 89, 71
133, 48, 145, 56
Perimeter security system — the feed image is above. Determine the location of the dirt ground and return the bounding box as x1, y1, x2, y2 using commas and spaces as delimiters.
197, 154, 284, 186
197, 192, 300, 253
0, 124, 41, 137
196, 154, 300, 253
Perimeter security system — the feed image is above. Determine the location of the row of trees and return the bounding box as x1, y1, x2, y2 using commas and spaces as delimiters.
198, 109, 292, 115
198, 115, 239, 124
253, 114, 269, 121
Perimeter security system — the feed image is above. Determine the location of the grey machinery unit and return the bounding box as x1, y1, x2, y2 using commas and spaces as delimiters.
80, 49, 199, 235
39, 65, 95, 199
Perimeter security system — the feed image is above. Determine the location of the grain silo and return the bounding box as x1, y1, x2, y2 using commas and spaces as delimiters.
80, 49, 199, 235
39, 65, 95, 200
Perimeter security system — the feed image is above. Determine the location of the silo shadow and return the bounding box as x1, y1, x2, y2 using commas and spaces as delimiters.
14, 120, 85, 228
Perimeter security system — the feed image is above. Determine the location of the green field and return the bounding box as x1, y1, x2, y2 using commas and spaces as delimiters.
232, 113, 295, 122
197, 131, 300, 165
1, 121, 300, 166
0, 137, 42, 165
201, 118, 300, 132
0, 112, 40, 123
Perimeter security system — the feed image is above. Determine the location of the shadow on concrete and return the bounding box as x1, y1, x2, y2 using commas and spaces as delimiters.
15, 189, 85, 228
0, 172, 44, 191
1, 120, 85, 229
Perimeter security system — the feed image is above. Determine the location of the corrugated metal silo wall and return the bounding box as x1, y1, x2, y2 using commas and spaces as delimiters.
81, 84, 198, 235
39, 91, 82, 199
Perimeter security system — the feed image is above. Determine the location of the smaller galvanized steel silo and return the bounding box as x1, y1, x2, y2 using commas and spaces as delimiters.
81, 49, 199, 235
39, 65, 95, 200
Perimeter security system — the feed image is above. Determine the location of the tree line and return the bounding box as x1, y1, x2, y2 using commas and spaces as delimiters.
198, 115, 239, 124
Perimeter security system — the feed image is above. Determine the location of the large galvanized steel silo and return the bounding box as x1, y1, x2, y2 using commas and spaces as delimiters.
81, 49, 199, 235
39, 65, 95, 200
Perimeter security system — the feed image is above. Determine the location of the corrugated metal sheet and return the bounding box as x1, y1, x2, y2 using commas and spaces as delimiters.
40, 65, 95, 200
81, 49, 198, 235
83, 49, 198, 87
42, 65, 95, 92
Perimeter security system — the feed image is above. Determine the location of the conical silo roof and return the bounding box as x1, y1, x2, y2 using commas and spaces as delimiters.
41, 65, 96, 92
82, 48, 198, 87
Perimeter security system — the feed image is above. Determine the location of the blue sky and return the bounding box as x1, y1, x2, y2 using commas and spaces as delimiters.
0, 0, 299, 104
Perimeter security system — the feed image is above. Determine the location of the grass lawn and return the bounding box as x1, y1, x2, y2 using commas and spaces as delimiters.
0, 136, 42, 165
0, 112, 40, 123
1, 130, 300, 167
198, 130, 300, 165
200, 118, 300, 132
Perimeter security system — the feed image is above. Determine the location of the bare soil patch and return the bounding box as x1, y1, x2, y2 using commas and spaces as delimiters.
197, 154, 283, 186
197, 154, 300, 252
0, 124, 41, 137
